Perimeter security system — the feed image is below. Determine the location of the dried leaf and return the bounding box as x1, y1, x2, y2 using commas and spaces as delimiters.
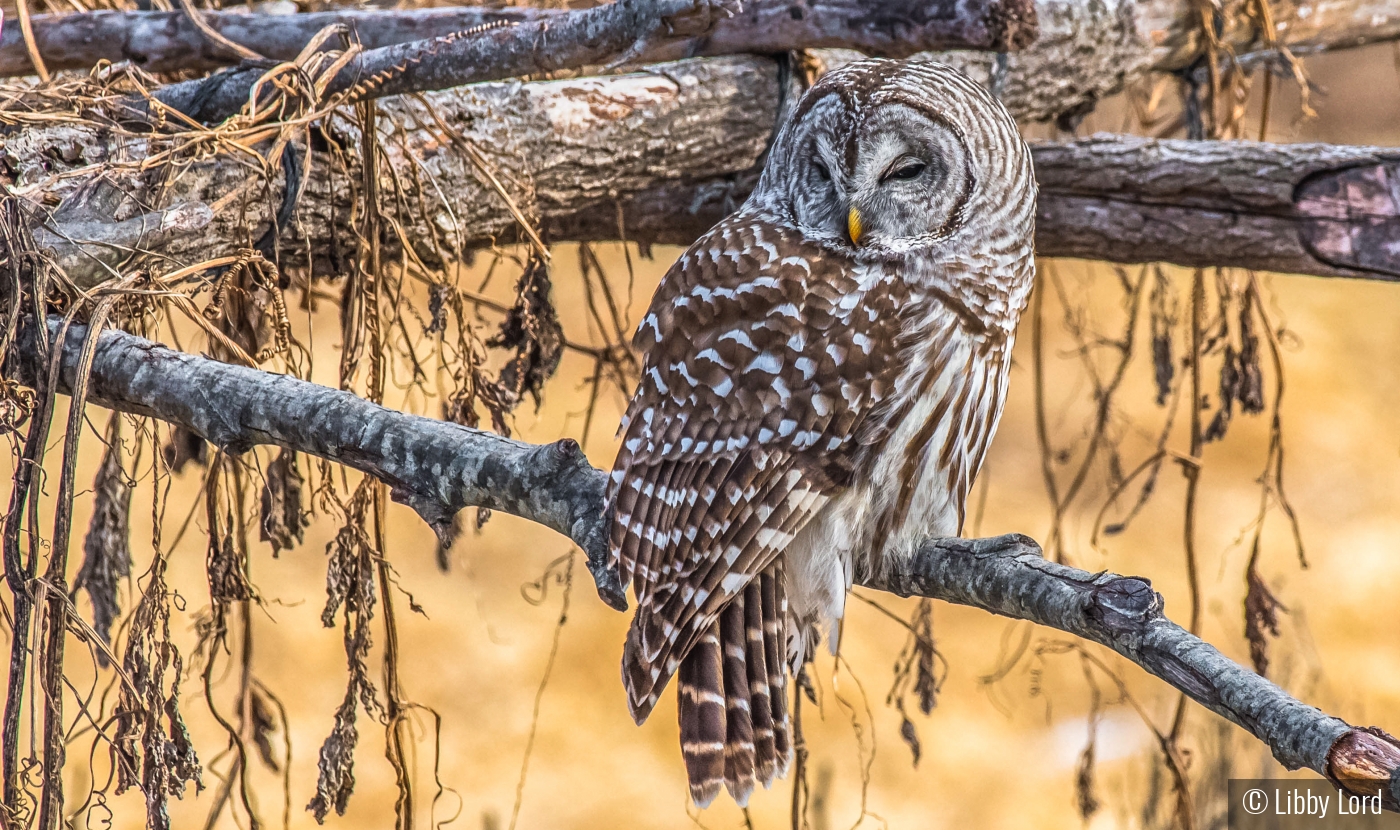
207, 530, 253, 603
1207, 288, 1268, 442
250, 686, 281, 772
1149, 265, 1176, 406
899, 712, 921, 767
308, 688, 360, 823
911, 601, 940, 715
321, 487, 376, 633
443, 321, 514, 437
113, 557, 203, 830
1245, 560, 1285, 676
311, 481, 381, 821
488, 255, 563, 412
161, 425, 207, 474
1075, 734, 1100, 820
260, 448, 309, 556
77, 425, 132, 663
425, 282, 451, 336
1238, 291, 1265, 415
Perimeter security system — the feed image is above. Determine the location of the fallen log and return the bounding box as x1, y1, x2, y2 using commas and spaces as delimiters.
6, 57, 1396, 285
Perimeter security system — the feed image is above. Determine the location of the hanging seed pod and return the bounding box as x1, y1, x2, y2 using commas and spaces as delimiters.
77, 419, 132, 663
260, 448, 309, 556
489, 254, 564, 412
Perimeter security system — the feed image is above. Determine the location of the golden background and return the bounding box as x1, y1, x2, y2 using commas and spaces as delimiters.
17, 43, 1400, 830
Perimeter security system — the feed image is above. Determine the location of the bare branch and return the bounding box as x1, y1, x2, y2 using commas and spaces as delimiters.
130, 0, 1037, 126
565, 134, 1400, 280
0, 0, 1036, 79
14, 316, 626, 608
18, 315, 1400, 808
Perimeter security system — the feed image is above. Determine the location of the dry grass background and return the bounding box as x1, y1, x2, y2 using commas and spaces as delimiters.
10, 40, 1400, 830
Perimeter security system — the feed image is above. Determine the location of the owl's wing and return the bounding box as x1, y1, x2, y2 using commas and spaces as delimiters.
607, 215, 911, 722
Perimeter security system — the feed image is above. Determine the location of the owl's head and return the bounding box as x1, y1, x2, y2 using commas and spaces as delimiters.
751, 59, 1035, 260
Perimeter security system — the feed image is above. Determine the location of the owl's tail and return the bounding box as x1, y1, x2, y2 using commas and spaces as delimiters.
677, 565, 792, 807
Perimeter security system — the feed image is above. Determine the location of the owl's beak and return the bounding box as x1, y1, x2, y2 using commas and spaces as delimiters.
847, 207, 863, 246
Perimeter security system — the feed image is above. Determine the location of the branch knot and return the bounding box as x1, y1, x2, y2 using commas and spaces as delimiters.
1084, 577, 1160, 631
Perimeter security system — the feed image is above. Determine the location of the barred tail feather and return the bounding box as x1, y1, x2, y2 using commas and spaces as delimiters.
670, 561, 793, 807
678, 623, 726, 808
743, 580, 778, 786
720, 599, 757, 805
762, 566, 793, 776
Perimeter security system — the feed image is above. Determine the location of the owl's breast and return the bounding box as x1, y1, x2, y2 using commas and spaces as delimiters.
848, 297, 1012, 572
776, 280, 1015, 661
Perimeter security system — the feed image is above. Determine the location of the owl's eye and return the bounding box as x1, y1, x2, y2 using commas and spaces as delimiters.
883, 161, 927, 183
812, 161, 831, 182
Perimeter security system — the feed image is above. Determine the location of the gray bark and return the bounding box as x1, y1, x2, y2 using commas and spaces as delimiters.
9, 59, 1397, 286
1033, 135, 1400, 280
20, 315, 1400, 808
0, 0, 1036, 78
874, 536, 1352, 776
128, 0, 1038, 127
18, 317, 628, 607
138, 0, 768, 124
8, 56, 783, 287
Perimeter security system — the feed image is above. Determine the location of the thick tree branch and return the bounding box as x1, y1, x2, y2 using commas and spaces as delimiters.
1033, 136, 1400, 279
0, 0, 1035, 78
15, 317, 627, 608
127, 0, 1036, 126
9, 59, 1396, 285
17, 316, 1400, 808
562, 134, 1400, 280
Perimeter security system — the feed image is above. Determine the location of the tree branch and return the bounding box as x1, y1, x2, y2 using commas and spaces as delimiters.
560, 134, 1400, 280
1, 0, 1035, 78
127, 0, 1036, 126
5, 0, 1396, 125
15, 317, 627, 609
11, 60, 1396, 285
18, 316, 1400, 808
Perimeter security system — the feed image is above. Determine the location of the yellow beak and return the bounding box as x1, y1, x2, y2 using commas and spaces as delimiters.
848, 207, 863, 246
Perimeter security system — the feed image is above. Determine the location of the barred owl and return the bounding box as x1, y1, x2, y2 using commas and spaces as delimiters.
606, 58, 1036, 806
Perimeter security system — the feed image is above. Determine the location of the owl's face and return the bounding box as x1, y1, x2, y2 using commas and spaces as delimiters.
752, 59, 1031, 262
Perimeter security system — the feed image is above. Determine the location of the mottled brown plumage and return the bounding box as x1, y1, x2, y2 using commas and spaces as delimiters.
606, 58, 1037, 807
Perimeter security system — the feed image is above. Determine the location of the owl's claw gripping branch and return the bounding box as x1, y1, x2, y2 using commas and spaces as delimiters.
17, 316, 1400, 809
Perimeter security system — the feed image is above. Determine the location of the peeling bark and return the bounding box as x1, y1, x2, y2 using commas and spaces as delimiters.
18, 315, 1400, 809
